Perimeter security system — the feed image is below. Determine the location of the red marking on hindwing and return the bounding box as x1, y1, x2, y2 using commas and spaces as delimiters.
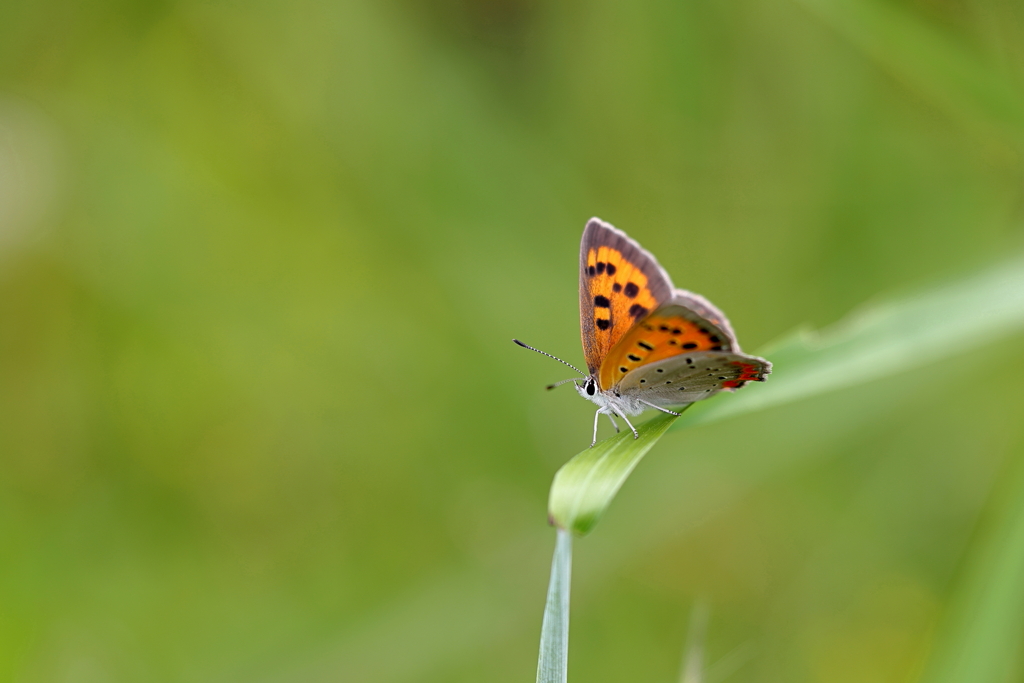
724, 360, 766, 388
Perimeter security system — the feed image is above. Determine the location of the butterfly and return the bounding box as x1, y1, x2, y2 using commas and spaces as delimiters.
515, 217, 771, 447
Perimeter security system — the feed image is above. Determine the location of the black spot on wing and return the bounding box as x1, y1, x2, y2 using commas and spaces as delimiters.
627, 354, 641, 361
594, 295, 610, 308
596, 318, 610, 330
612, 283, 622, 293
629, 304, 648, 318
596, 262, 606, 274
682, 342, 698, 349
606, 263, 616, 275
638, 341, 653, 351
623, 282, 639, 298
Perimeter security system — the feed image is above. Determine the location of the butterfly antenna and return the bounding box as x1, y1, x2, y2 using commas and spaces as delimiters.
545, 377, 581, 391
512, 339, 587, 377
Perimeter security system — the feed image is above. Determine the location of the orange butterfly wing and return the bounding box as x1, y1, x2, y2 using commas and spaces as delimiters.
579, 219, 674, 376
597, 297, 738, 390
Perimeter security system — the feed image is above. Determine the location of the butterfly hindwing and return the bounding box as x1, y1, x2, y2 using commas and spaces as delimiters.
597, 290, 739, 390
617, 351, 771, 406
666, 289, 739, 349
579, 218, 674, 377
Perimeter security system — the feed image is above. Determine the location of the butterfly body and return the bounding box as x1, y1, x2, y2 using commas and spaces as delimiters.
517, 218, 770, 446
575, 376, 648, 417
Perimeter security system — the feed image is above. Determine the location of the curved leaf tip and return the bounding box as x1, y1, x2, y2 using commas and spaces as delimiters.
548, 413, 679, 535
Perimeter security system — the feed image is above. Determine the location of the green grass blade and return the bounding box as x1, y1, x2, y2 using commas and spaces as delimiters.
679, 601, 710, 683
549, 413, 680, 535
917, 451, 1024, 683
549, 256, 1024, 537
536, 529, 573, 683
679, 255, 1024, 429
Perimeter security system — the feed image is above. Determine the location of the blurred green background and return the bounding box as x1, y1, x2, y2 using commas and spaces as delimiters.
2, 0, 1024, 681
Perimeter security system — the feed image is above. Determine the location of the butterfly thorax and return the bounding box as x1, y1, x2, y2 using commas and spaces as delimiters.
576, 376, 649, 416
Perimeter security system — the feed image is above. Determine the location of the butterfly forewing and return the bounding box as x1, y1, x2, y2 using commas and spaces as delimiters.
579, 218, 674, 377
617, 351, 771, 406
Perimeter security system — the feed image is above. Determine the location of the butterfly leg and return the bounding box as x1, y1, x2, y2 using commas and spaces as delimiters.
605, 412, 621, 433
591, 409, 604, 448
637, 399, 682, 416
615, 410, 640, 440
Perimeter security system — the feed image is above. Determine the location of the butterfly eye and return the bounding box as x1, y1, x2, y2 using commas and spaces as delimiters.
585, 379, 596, 396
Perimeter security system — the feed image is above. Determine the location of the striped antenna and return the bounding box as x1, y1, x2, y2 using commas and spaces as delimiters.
512, 339, 587, 378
